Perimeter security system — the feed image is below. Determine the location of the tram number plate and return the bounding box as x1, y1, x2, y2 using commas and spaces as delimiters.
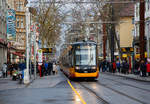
84, 71, 88, 73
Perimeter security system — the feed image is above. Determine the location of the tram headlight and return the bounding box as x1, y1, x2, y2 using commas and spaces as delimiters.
75, 66, 80, 70
91, 66, 96, 69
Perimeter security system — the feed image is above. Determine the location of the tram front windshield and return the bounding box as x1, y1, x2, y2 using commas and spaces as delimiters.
75, 45, 96, 66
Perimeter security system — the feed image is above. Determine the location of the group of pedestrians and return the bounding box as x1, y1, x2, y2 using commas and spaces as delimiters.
134, 59, 150, 77
99, 58, 150, 77
39, 61, 59, 77
0, 60, 60, 79
99, 59, 119, 73
0, 62, 26, 79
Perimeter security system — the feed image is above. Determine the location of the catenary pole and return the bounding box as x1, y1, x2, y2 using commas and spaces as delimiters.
147, 23, 150, 58
103, 23, 106, 59
110, 2, 115, 63
33, 22, 36, 79
139, 0, 145, 60
24, 7, 30, 84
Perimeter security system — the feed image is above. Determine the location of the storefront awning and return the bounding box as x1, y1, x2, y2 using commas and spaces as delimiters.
10, 52, 25, 57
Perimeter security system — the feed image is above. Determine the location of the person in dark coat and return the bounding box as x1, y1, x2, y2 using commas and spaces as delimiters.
48, 62, 53, 75
102, 59, 107, 72
9, 63, 14, 77
140, 60, 147, 77
134, 59, 140, 75
121, 60, 129, 74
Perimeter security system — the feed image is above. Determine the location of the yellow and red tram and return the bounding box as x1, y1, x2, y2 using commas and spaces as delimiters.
60, 40, 99, 79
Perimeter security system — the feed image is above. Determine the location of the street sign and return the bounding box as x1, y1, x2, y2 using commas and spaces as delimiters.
38, 49, 43, 65
121, 47, 134, 53
42, 48, 53, 53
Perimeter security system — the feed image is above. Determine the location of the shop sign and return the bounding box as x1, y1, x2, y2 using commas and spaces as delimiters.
6, 9, 16, 41
38, 49, 43, 65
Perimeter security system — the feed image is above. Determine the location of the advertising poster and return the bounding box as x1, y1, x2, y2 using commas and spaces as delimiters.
38, 49, 43, 65
6, 9, 16, 41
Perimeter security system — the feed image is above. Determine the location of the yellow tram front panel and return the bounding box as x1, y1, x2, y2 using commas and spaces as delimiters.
74, 71, 99, 78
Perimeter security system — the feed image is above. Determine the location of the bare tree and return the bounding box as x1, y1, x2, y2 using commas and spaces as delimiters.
32, 0, 67, 47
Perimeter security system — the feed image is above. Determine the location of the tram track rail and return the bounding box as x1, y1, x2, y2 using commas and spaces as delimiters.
96, 81, 147, 104
78, 82, 109, 104
102, 77, 150, 92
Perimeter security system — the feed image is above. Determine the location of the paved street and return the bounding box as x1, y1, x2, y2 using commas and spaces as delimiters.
0, 70, 150, 104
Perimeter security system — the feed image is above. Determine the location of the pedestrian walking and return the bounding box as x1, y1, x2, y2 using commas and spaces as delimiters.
98, 60, 102, 72
52, 63, 56, 75
41, 63, 45, 77
112, 61, 116, 73
2, 63, 7, 78
146, 58, 150, 76
48, 62, 53, 75
121, 60, 129, 74
134, 59, 140, 75
44, 62, 48, 75
102, 59, 107, 72
108, 61, 112, 72
125, 61, 129, 74
140, 60, 147, 77
9, 63, 14, 77
116, 60, 120, 73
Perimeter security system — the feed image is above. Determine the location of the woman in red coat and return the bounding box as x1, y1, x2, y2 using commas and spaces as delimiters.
112, 61, 116, 73
146, 59, 150, 76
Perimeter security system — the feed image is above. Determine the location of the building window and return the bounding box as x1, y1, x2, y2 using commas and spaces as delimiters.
148, 0, 150, 11
21, 17, 24, 28
16, 1, 24, 11
16, 17, 20, 28
132, 18, 134, 24
136, 5, 139, 17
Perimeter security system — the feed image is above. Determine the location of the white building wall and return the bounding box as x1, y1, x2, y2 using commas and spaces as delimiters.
134, 3, 140, 22
0, 0, 8, 69
145, 0, 150, 57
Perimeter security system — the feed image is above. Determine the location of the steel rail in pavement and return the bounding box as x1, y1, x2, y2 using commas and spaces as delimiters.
96, 81, 147, 104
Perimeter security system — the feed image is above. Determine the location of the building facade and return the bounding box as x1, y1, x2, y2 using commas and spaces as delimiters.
145, 0, 150, 57
14, 0, 26, 50
0, 0, 9, 69
134, 1, 150, 58
116, 4, 134, 56
134, 3, 140, 58
6, 0, 26, 63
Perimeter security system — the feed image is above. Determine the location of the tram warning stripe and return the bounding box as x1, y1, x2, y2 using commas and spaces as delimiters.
67, 80, 87, 104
